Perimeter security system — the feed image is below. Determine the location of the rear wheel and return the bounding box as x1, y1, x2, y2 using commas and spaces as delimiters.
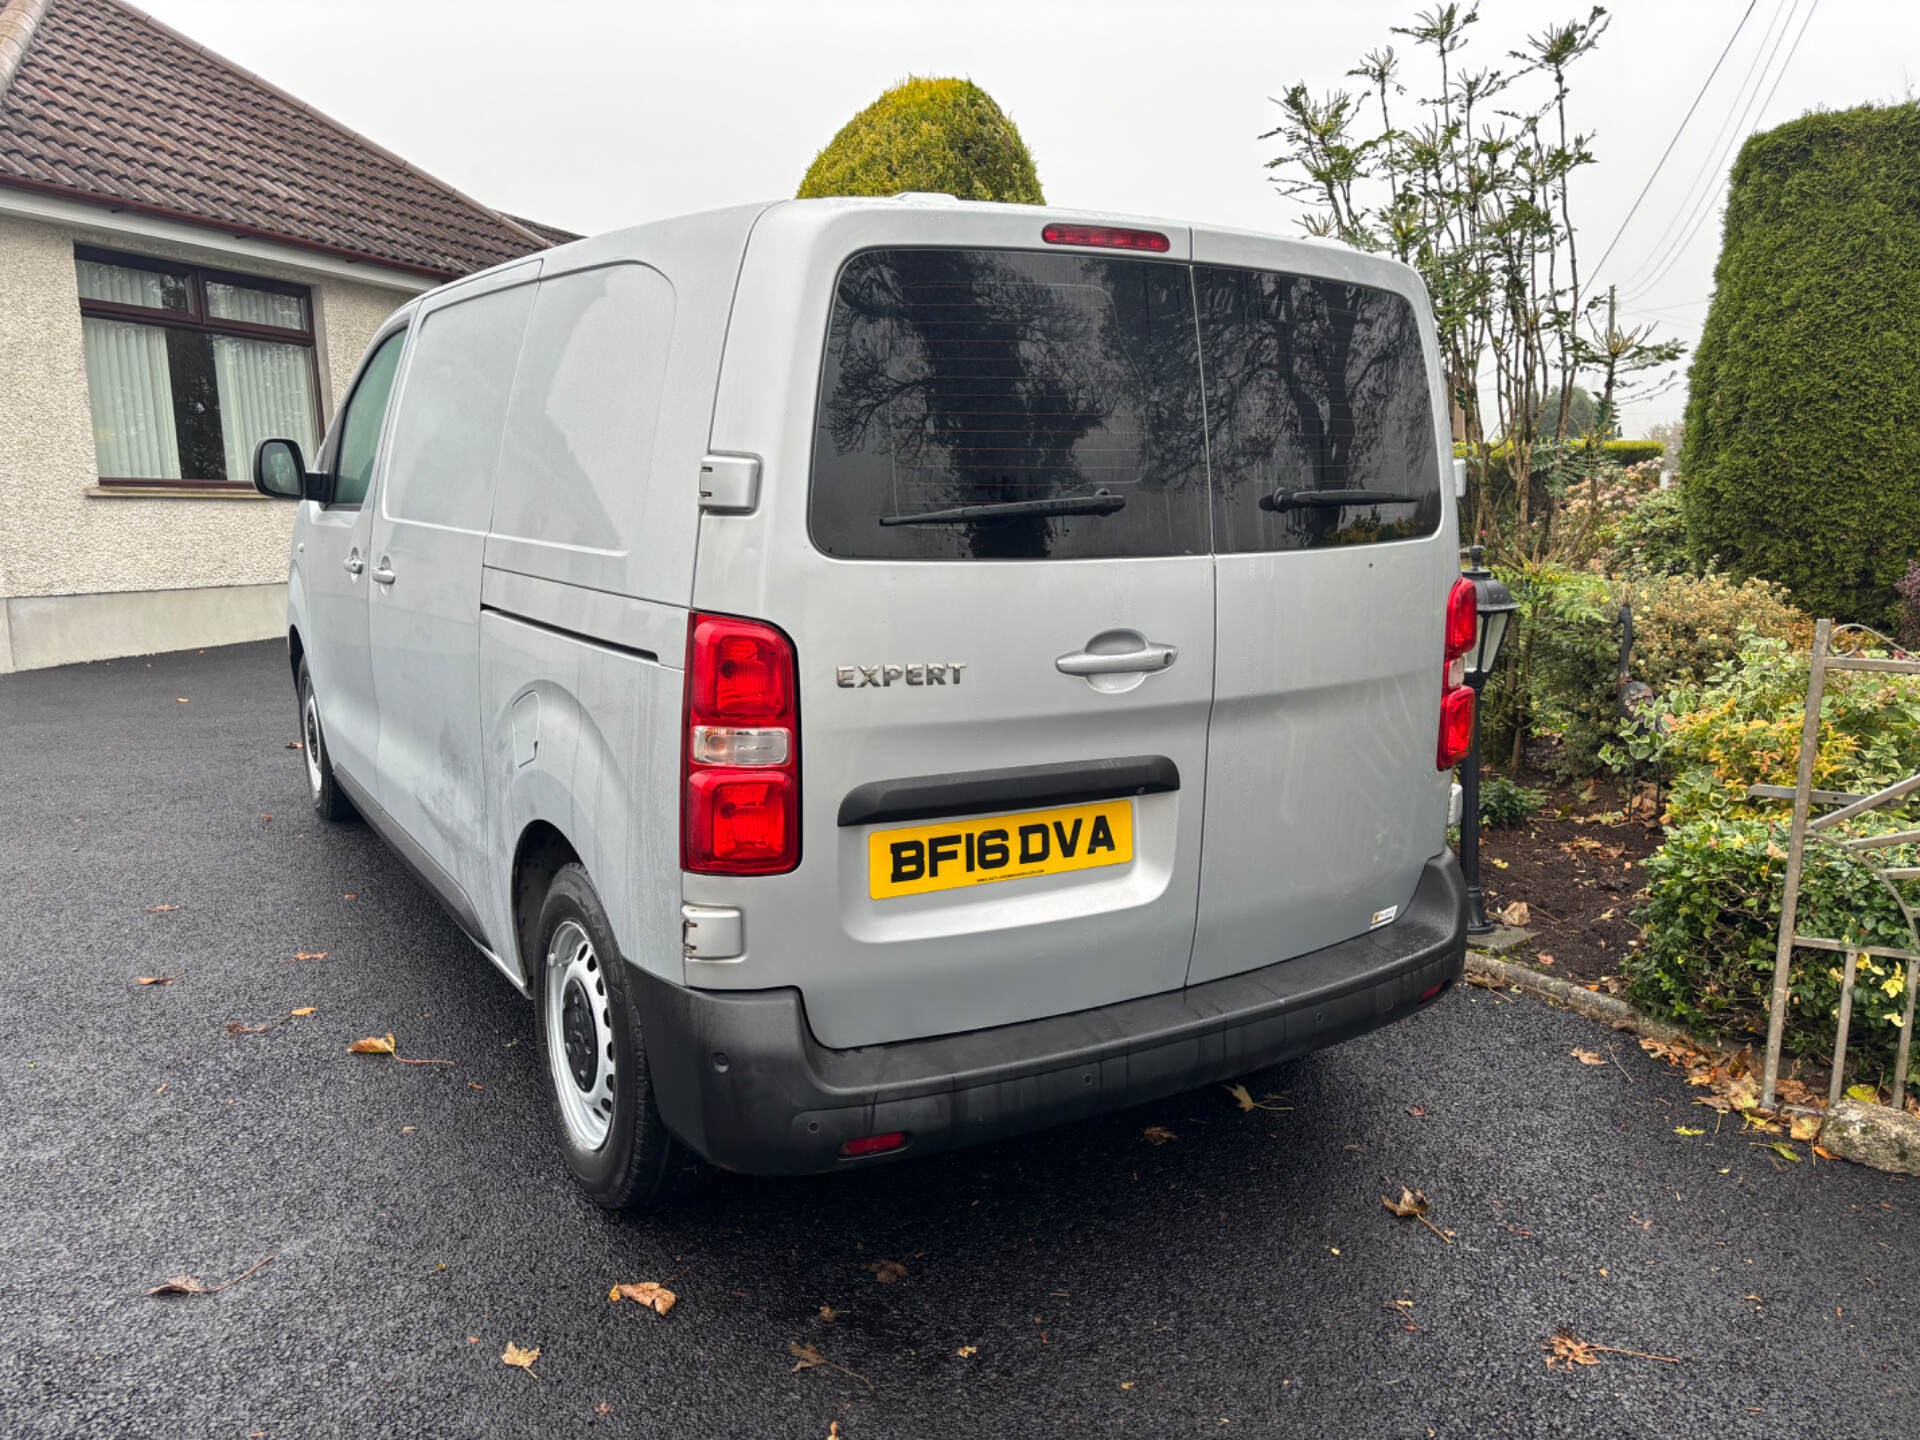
296, 659, 354, 822
533, 863, 689, 1210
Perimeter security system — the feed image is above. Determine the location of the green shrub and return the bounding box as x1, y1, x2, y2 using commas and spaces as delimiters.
1681, 102, 1920, 626
1478, 776, 1546, 827
1602, 487, 1695, 577
798, 77, 1044, 204
1614, 632, 1920, 822
1626, 816, 1919, 1081
1497, 567, 1805, 778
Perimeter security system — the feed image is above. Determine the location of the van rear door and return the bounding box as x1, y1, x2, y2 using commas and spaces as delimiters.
692, 217, 1214, 1050
1184, 241, 1456, 987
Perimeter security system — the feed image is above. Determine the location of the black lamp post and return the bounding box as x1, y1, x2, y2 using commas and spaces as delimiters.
1459, 545, 1519, 935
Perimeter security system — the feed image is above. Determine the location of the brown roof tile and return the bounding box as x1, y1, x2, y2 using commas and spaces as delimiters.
0, 0, 560, 277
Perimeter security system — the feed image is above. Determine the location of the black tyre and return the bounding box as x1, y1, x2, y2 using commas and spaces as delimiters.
296, 658, 355, 822
533, 863, 690, 1210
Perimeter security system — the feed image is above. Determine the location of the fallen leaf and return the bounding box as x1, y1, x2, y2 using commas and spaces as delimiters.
1571, 1049, 1607, 1066
1490, 857, 1509, 869
1406, 1105, 1427, 1117
225, 1019, 284, 1036
1223, 1082, 1291, 1113
1847, 1083, 1878, 1104
502, 1343, 539, 1376
285, 741, 303, 750
348, 1034, 397, 1055
176, 697, 189, 703
1382, 1186, 1452, 1243
291, 1007, 316, 1017
788, 1341, 873, 1388
818, 1305, 840, 1322
344, 893, 357, 900
290, 952, 329, 962
595, 1401, 612, 1416
136, 973, 182, 986
609, 1281, 676, 1315
1674, 1126, 1705, 1136
1536, 953, 1555, 966
1544, 1328, 1601, 1371
1789, 1114, 1821, 1142
956, 1345, 977, 1357
1120, 1380, 1136, 1389
1813, 1144, 1836, 1160
1142, 1125, 1178, 1146
147, 1256, 273, 1296
1498, 901, 1530, 927
147, 904, 180, 913
864, 1260, 907, 1284
155, 1083, 166, 1094
1753, 1141, 1801, 1163
147, 1275, 209, 1295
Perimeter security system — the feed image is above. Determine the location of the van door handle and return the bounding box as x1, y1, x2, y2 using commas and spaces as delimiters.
1056, 641, 1178, 676
342, 551, 364, 576
371, 558, 396, 586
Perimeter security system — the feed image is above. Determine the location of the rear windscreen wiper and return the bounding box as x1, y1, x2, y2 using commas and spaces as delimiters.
880, 489, 1127, 527
1260, 488, 1421, 512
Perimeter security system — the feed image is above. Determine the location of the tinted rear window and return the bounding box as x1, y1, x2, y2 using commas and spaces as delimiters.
1195, 265, 1440, 552
809, 249, 1208, 560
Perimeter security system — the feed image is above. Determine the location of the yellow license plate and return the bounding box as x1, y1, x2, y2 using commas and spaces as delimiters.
868, 798, 1134, 900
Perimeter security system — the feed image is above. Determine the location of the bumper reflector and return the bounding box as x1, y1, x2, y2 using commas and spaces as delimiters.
839, 1131, 907, 1158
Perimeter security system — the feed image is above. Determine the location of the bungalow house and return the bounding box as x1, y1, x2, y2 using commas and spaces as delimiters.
0, 0, 571, 671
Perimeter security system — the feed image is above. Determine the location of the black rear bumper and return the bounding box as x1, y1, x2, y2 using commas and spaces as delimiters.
637, 852, 1466, 1175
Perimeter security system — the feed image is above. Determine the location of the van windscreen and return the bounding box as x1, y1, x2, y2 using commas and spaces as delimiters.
809, 249, 1208, 561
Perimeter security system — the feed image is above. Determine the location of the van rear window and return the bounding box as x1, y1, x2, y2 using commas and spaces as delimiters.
809, 249, 1208, 561
1195, 265, 1440, 552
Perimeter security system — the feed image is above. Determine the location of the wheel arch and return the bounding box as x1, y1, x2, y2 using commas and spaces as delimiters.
512, 820, 582, 986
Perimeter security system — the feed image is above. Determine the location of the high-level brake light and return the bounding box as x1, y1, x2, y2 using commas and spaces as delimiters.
1041, 223, 1171, 253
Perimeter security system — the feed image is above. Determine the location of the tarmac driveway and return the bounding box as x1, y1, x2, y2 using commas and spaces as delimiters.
0, 641, 1913, 1438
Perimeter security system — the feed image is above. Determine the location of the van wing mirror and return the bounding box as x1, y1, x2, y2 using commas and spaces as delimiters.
252, 437, 322, 501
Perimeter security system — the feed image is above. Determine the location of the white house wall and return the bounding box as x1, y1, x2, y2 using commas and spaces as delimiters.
0, 210, 418, 671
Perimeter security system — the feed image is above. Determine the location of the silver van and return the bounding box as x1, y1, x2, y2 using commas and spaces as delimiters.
252, 196, 1473, 1209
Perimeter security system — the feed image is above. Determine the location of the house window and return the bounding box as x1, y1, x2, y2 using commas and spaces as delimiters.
74, 247, 322, 488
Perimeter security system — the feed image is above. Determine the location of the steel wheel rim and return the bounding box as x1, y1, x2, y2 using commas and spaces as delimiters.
544, 919, 615, 1151
301, 692, 324, 799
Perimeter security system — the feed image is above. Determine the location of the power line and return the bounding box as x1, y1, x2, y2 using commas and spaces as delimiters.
1586, 0, 1758, 288
1620, 0, 1818, 304
1613, 0, 1796, 298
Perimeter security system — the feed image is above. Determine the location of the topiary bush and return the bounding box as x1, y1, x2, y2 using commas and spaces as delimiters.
1626, 816, 1920, 1082
798, 77, 1045, 204
1681, 102, 1920, 626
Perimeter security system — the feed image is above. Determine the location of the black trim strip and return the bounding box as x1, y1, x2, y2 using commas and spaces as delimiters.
837, 755, 1179, 829
479, 604, 659, 664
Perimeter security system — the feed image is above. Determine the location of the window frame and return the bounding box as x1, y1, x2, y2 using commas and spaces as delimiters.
320, 324, 410, 512
75, 245, 325, 491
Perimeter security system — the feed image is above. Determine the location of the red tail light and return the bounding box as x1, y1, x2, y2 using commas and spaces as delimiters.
1438, 578, 1478, 770
1437, 684, 1475, 769
1444, 577, 1477, 659
684, 614, 799, 874
1041, 222, 1172, 253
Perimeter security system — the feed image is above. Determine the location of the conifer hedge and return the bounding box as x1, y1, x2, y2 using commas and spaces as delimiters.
1681, 103, 1920, 624
798, 77, 1044, 205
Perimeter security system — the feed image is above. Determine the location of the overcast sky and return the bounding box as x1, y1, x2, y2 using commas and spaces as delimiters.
143, 0, 1911, 434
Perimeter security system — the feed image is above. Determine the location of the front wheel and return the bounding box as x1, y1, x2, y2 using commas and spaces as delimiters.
534, 864, 690, 1210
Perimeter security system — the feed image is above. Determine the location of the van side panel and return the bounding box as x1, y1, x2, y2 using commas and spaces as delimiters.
482, 204, 768, 609
477, 610, 688, 986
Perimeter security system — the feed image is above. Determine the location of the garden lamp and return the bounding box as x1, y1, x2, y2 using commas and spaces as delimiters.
1465, 559, 1518, 684
1458, 547, 1518, 935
